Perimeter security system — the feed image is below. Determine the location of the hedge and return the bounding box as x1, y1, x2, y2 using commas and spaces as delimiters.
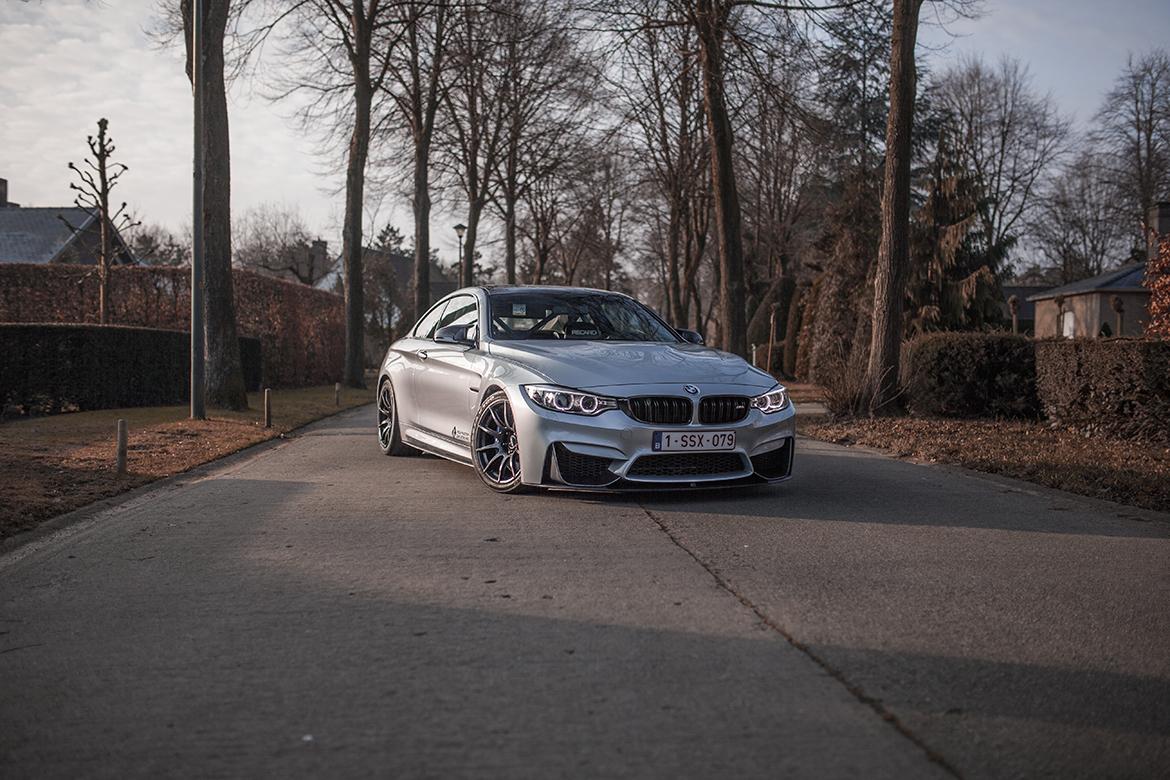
1036, 338, 1170, 443
0, 324, 262, 415
901, 332, 1039, 419
0, 264, 343, 387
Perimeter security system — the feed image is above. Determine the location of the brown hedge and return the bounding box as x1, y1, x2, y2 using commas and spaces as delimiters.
0, 264, 343, 387
0, 324, 262, 415
901, 332, 1039, 419
1035, 338, 1170, 443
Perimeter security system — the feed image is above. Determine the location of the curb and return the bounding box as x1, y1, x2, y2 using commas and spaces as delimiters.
0, 403, 373, 562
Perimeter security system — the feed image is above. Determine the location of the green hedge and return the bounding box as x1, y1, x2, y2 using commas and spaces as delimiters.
0, 324, 262, 415
901, 332, 1039, 418
1036, 338, 1170, 443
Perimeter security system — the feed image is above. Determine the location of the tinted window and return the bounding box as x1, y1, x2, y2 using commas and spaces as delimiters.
488, 291, 679, 343
436, 295, 477, 333
411, 300, 448, 339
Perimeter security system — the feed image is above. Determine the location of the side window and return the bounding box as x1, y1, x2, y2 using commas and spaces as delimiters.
412, 301, 448, 340
436, 295, 478, 334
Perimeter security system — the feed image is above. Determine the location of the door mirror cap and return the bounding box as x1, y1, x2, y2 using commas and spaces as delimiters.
677, 328, 704, 345
434, 324, 476, 347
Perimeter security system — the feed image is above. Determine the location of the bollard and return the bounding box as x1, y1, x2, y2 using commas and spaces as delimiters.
335, 382, 341, 407
115, 419, 127, 477
264, 388, 272, 429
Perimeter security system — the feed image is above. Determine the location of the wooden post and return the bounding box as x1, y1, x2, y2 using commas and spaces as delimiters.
263, 388, 272, 429
1008, 295, 1019, 335
766, 304, 778, 375
335, 382, 341, 407
115, 419, 127, 477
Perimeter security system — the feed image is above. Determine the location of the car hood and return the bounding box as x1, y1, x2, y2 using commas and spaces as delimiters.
486, 341, 777, 393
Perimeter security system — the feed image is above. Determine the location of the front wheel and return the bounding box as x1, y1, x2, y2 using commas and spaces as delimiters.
472, 390, 527, 493
377, 379, 415, 456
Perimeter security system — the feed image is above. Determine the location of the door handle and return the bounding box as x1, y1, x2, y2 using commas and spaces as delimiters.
417, 349, 429, 360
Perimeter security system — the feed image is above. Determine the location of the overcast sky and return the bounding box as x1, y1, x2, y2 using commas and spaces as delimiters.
2, 0, 1168, 264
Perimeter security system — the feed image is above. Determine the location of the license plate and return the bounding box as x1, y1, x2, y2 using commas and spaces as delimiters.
652, 431, 736, 452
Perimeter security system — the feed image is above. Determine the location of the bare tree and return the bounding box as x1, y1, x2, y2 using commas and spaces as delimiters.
63, 118, 138, 324
234, 202, 332, 285
489, 0, 594, 285
1093, 49, 1170, 252
378, 0, 452, 321
937, 55, 1070, 271
128, 222, 191, 266
267, 0, 413, 387
439, 2, 508, 287
865, 0, 923, 412
1030, 146, 1130, 283
182, 0, 249, 409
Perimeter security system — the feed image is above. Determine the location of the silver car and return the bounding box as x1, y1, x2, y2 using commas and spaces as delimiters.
376, 286, 795, 493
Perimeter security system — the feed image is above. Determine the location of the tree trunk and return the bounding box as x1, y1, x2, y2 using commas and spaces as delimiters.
341, 80, 371, 388
865, 0, 923, 412
187, 0, 247, 410
666, 196, 683, 325
412, 143, 432, 322
695, 1, 747, 357
503, 190, 517, 284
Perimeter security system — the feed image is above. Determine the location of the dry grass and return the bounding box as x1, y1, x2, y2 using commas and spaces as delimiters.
0, 384, 373, 540
798, 414, 1170, 513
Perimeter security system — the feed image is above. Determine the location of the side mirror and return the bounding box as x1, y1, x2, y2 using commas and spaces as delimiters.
434, 324, 475, 347
677, 328, 704, 345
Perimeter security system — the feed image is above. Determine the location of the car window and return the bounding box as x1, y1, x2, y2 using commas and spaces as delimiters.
488, 291, 679, 342
411, 300, 448, 339
436, 295, 477, 334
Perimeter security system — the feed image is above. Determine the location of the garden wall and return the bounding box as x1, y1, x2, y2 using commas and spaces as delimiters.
0, 264, 343, 387
0, 324, 262, 414
1035, 338, 1170, 444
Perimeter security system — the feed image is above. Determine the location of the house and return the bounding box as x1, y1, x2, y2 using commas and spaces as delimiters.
1027, 201, 1168, 338
0, 178, 135, 265
999, 273, 1050, 335
1028, 263, 1150, 338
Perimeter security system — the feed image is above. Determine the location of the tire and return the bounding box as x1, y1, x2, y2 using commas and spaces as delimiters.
377, 378, 415, 456
472, 390, 528, 493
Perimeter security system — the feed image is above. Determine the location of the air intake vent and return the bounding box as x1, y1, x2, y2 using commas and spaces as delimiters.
628, 452, 745, 478
699, 396, 749, 424
553, 443, 616, 486
621, 396, 692, 425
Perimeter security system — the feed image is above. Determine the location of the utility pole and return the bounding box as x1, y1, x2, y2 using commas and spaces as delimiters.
191, 0, 206, 420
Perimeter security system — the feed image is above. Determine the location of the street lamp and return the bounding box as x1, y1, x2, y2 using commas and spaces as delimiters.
454, 223, 467, 287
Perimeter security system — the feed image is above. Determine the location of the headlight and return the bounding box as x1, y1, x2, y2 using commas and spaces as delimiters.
523, 385, 617, 416
750, 385, 789, 414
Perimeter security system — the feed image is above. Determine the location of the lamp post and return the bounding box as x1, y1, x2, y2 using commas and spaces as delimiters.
190, 0, 205, 420
454, 223, 467, 287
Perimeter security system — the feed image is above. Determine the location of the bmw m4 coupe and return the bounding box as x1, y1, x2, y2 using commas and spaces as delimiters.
376, 286, 795, 493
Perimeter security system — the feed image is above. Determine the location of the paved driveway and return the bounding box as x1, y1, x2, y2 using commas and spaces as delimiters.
1, 405, 1167, 778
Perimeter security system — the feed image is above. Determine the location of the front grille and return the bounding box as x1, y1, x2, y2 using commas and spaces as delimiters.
750, 439, 793, 479
627, 452, 745, 478
622, 396, 692, 425
553, 443, 616, 486
699, 396, 749, 424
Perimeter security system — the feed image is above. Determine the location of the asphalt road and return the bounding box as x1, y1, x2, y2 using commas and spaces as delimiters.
1, 404, 1167, 778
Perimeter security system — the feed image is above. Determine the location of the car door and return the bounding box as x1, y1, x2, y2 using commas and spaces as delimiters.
412, 294, 485, 445
396, 299, 450, 428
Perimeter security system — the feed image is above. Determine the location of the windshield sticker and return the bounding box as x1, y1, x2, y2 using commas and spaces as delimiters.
512, 303, 527, 317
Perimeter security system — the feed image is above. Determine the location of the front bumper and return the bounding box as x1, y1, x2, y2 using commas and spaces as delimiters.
507, 384, 796, 490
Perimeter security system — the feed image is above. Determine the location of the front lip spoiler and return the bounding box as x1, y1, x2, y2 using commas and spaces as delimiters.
541, 472, 792, 493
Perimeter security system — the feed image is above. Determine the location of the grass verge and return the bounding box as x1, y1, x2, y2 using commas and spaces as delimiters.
0, 384, 374, 541
798, 414, 1170, 513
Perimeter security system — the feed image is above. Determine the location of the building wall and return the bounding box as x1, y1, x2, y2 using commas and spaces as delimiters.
1033, 292, 1150, 338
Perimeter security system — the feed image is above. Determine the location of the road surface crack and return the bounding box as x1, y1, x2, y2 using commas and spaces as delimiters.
640, 505, 962, 779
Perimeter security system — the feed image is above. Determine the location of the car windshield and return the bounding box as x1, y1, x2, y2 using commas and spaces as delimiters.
488, 290, 680, 343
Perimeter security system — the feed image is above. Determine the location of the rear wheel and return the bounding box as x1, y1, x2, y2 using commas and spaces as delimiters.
377, 379, 415, 456
473, 390, 527, 493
